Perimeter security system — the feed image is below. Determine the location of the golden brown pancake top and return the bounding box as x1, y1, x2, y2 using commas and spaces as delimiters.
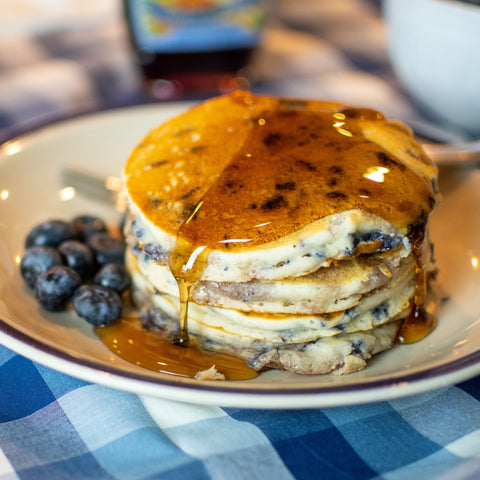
124, 91, 437, 255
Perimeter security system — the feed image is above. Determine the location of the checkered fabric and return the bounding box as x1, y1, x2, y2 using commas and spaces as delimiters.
2, 345, 480, 480
2, 1, 480, 479
0, 0, 469, 144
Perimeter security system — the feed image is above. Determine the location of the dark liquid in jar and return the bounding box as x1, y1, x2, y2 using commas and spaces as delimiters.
135, 49, 254, 99
123, 2, 256, 98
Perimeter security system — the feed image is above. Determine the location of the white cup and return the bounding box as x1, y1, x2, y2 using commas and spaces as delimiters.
384, 0, 480, 136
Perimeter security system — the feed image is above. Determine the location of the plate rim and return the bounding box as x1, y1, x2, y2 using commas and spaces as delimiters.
2, 104, 480, 409
2, 312, 480, 409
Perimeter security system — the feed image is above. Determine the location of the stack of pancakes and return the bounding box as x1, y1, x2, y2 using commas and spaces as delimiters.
123, 91, 438, 375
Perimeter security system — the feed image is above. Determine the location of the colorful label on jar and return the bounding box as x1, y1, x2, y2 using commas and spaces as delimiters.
127, 0, 269, 53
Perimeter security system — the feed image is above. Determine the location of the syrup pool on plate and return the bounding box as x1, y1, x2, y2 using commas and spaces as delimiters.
95, 317, 258, 380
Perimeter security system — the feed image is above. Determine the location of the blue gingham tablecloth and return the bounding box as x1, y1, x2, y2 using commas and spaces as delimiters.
2, 1, 480, 479
0, 0, 469, 143
3, 348, 480, 480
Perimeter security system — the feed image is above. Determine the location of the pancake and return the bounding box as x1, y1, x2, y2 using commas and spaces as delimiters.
126, 238, 413, 315
128, 254, 412, 375
124, 92, 436, 279
128, 249, 414, 344
121, 91, 438, 377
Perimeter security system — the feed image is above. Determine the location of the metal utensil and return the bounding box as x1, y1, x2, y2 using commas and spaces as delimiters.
423, 140, 480, 168
61, 168, 125, 210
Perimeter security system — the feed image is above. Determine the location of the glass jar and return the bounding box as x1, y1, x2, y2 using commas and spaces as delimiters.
124, 0, 270, 100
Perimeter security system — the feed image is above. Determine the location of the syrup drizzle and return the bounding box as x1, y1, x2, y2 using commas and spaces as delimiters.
174, 277, 191, 346
105, 92, 437, 379
395, 243, 436, 344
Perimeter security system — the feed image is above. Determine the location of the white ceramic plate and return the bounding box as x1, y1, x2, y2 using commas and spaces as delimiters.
1, 104, 480, 409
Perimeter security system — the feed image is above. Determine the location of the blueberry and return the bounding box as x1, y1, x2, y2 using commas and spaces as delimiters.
141, 307, 178, 336
58, 240, 94, 281
87, 233, 125, 266
132, 219, 145, 239
93, 263, 130, 294
20, 246, 63, 289
35, 266, 82, 311
352, 339, 365, 355
144, 243, 166, 262
71, 215, 107, 241
25, 220, 77, 248
73, 285, 122, 326
372, 302, 389, 321
352, 231, 401, 252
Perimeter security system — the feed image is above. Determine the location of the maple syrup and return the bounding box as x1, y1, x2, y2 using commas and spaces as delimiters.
395, 303, 436, 345
396, 244, 436, 344
95, 317, 258, 380
165, 104, 433, 250
174, 277, 192, 346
